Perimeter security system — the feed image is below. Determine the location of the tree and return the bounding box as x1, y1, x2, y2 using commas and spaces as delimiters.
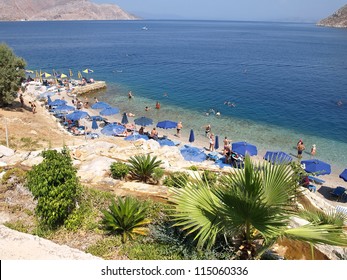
169, 155, 347, 259
0, 43, 26, 107
26, 148, 81, 228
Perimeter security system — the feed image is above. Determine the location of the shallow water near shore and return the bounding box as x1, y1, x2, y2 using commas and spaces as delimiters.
1, 20, 347, 174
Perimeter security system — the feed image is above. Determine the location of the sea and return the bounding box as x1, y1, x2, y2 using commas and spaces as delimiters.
1, 20, 346, 173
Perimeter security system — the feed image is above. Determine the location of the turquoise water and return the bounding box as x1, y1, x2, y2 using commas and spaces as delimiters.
1, 20, 347, 173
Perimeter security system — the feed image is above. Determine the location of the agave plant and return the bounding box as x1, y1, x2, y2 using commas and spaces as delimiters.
169, 155, 347, 259
128, 154, 163, 183
101, 196, 151, 243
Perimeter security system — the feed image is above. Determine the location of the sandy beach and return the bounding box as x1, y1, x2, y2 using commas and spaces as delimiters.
0, 82, 346, 260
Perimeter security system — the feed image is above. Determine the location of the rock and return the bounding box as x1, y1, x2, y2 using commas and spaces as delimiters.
77, 156, 116, 183
317, 4, 347, 28
21, 156, 44, 167
0, 145, 15, 157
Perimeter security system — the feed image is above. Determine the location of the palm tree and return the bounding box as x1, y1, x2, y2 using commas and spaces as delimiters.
101, 196, 151, 243
169, 155, 347, 259
128, 154, 163, 183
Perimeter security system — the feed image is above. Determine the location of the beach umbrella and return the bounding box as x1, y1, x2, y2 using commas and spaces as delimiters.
91, 101, 111, 109
232, 141, 258, 156
101, 124, 125, 136
100, 107, 120, 116
301, 159, 331, 175
25, 69, 34, 74
339, 169, 347, 182
92, 118, 98, 130
58, 73, 67, 78
134, 116, 153, 127
189, 129, 195, 143
39, 91, 55, 99
66, 110, 89, 121
78, 71, 82, 79
157, 138, 175, 146
121, 112, 129, 124
47, 95, 53, 105
180, 145, 206, 162
53, 105, 75, 113
156, 120, 177, 129
124, 134, 149, 141
264, 151, 293, 164
83, 68, 94, 74
69, 69, 73, 77
41, 72, 51, 78
49, 99, 67, 107
91, 115, 104, 121
214, 135, 219, 150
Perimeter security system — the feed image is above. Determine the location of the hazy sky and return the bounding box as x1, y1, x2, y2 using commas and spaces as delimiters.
95, 0, 346, 22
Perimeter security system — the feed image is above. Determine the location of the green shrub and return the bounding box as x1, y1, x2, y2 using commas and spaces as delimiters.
163, 172, 189, 188
26, 147, 81, 229
86, 236, 122, 259
188, 165, 198, 171
101, 196, 151, 243
128, 154, 163, 183
110, 162, 130, 179
201, 170, 218, 186
152, 168, 164, 184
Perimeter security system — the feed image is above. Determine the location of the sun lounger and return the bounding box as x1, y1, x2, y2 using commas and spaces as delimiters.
330, 186, 347, 201
336, 206, 347, 215
307, 175, 325, 185
207, 152, 220, 161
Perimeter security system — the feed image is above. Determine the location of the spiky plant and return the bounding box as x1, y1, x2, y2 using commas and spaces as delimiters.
169, 155, 347, 259
128, 154, 163, 183
101, 196, 151, 243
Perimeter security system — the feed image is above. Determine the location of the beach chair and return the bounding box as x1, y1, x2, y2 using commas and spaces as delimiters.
330, 186, 347, 201
307, 175, 325, 185
207, 152, 220, 161
336, 206, 347, 215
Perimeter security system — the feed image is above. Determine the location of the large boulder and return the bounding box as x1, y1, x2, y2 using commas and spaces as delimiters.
77, 156, 116, 183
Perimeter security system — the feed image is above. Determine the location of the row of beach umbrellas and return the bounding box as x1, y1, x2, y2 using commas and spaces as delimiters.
49, 97, 346, 180
26, 69, 94, 79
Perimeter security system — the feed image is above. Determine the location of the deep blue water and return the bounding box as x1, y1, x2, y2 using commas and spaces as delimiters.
1, 20, 347, 170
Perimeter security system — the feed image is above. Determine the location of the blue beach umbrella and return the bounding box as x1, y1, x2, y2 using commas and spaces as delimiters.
232, 141, 258, 156
134, 116, 153, 127
92, 118, 98, 130
180, 145, 206, 162
156, 120, 177, 129
83, 68, 94, 74
91, 102, 111, 109
101, 124, 125, 136
339, 169, 347, 182
214, 135, 219, 150
157, 138, 175, 146
100, 107, 120, 116
47, 95, 53, 105
40, 72, 52, 78
49, 99, 67, 106
301, 159, 331, 175
124, 134, 149, 141
121, 112, 129, 124
53, 105, 75, 113
66, 110, 89, 121
189, 129, 195, 143
264, 151, 293, 164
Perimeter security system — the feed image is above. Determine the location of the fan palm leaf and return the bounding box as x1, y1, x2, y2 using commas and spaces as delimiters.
128, 154, 163, 183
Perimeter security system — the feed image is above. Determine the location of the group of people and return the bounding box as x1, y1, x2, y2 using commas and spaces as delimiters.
297, 139, 316, 159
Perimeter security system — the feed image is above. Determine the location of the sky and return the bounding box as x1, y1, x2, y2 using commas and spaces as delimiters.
95, 0, 346, 22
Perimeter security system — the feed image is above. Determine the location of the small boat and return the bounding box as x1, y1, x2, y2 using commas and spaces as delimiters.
142, 26, 148, 31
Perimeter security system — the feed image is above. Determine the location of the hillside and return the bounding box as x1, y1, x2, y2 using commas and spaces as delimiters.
0, 0, 139, 21
317, 4, 347, 28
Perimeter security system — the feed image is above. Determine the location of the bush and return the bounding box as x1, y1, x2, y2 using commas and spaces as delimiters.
201, 170, 218, 186
110, 162, 130, 179
188, 165, 198, 171
163, 172, 189, 188
101, 196, 151, 243
152, 168, 164, 184
128, 154, 163, 183
26, 147, 81, 229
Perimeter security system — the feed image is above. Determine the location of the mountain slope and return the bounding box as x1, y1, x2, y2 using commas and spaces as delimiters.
0, 0, 139, 21
317, 4, 347, 28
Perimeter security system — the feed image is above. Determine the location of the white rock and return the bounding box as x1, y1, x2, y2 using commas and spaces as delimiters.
0, 145, 15, 157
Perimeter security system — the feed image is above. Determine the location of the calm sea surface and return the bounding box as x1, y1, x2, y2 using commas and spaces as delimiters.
1, 20, 346, 171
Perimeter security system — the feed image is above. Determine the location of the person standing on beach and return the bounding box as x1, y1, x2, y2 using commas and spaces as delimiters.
310, 144, 316, 158
19, 93, 24, 107
176, 121, 183, 137
297, 141, 305, 159
209, 133, 215, 151
204, 124, 211, 137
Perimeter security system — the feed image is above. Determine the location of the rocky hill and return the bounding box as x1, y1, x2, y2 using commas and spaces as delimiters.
0, 0, 139, 21
317, 4, 347, 28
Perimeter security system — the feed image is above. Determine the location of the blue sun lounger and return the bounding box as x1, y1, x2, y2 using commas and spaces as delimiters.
307, 175, 325, 185
330, 186, 347, 202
